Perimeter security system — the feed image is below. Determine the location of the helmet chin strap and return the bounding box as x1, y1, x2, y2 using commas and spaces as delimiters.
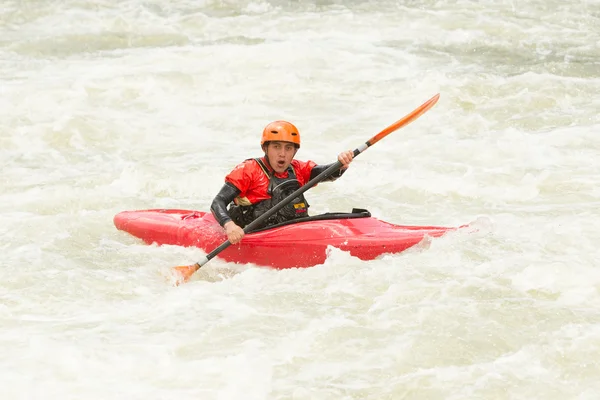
262, 145, 274, 171
264, 154, 274, 171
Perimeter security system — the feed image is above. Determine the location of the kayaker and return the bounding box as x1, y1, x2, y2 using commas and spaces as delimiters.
210, 120, 354, 244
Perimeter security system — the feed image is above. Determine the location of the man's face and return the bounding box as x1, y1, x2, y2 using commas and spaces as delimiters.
265, 141, 298, 173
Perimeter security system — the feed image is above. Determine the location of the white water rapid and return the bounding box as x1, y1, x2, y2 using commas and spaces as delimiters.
2, 1, 600, 399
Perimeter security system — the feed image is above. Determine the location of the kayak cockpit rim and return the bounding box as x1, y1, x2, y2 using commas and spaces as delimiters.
247, 208, 372, 233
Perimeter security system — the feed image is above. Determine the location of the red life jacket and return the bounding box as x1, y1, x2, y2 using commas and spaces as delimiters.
225, 158, 314, 228
225, 157, 316, 205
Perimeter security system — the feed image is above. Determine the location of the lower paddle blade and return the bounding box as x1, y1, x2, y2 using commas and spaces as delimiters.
171, 264, 199, 285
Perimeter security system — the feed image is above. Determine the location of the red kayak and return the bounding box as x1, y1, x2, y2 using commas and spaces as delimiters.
113, 208, 460, 269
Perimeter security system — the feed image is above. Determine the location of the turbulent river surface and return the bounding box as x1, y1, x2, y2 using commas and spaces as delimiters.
2, 1, 600, 399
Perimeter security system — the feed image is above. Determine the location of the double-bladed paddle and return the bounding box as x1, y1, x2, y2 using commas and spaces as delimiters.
172, 93, 440, 284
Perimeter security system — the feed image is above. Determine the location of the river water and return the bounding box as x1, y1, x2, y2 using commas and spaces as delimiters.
2, 1, 600, 399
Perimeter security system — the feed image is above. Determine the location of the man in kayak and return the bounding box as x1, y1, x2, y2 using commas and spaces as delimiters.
210, 120, 354, 244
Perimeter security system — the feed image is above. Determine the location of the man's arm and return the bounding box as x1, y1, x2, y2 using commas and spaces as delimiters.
309, 163, 347, 181
309, 150, 354, 181
210, 182, 241, 227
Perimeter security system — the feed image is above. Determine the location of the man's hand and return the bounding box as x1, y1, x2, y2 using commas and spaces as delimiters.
338, 150, 354, 169
224, 221, 245, 244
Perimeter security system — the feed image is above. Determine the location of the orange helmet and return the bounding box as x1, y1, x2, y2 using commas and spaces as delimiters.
260, 120, 300, 148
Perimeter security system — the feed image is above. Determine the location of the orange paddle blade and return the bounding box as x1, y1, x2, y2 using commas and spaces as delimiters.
171, 264, 199, 285
368, 93, 440, 146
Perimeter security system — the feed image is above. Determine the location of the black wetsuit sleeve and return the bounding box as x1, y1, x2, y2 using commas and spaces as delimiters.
309, 162, 347, 182
210, 182, 241, 227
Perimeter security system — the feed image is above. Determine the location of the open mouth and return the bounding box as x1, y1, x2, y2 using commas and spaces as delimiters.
276, 160, 285, 168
